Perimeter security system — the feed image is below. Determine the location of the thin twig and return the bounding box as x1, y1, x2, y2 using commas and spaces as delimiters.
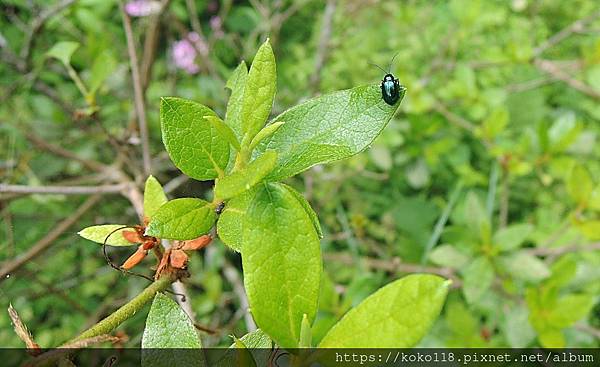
525, 241, 600, 257
8, 303, 41, 353
120, 2, 152, 176
222, 261, 257, 332
140, 0, 172, 91
19, 0, 76, 68
533, 9, 600, 57
323, 252, 461, 288
534, 58, 600, 100
0, 183, 128, 195
0, 194, 101, 281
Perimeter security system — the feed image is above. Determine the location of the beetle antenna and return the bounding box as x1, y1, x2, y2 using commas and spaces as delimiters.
102, 226, 155, 282
368, 62, 387, 74
387, 52, 400, 73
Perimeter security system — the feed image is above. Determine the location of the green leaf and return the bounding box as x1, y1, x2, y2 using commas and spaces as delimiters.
216, 189, 253, 252
47, 41, 79, 66
142, 293, 203, 367
255, 84, 403, 180
214, 151, 277, 200
462, 257, 494, 304
235, 329, 272, 349
241, 40, 276, 143
144, 175, 168, 220
493, 223, 533, 252
574, 220, 600, 240
567, 164, 593, 206
299, 314, 312, 348
428, 244, 470, 269
318, 274, 449, 348
160, 97, 229, 180
280, 183, 323, 238
548, 294, 594, 329
146, 198, 216, 240
205, 115, 241, 151
500, 252, 551, 282
230, 338, 256, 367
242, 183, 321, 348
78, 224, 135, 246
89, 49, 117, 94
225, 61, 248, 140
249, 121, 285, 151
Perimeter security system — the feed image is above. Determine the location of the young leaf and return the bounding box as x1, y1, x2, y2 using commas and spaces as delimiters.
144, 175, 168, 220
280, 183, 323, 238
462, 257, 494, 304
216, 189, 253, 252
299, 314, 312, 348
567, 164, 592, 206
318, 274, 449, 348
225, 61, 248, 140
254, 84, 403, 180
499, 252, 551, 282
241, 40, 276, 143
145, 198, 216, 240
160, 97, 229, 180
46, 41, 79, 66
492, 223, 533, 252
78, 225, 135, 246
204, 115, 241, 151
214, 151, 277, 200
249, 121, 285, 151
89, 49, 117, 94
428, 244, 470, 269
242, 183, 321, 348
142, 293, 203, 367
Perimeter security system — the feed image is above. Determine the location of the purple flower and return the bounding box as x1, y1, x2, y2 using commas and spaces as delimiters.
124, 0, 161, 17
209, 16, 224, 38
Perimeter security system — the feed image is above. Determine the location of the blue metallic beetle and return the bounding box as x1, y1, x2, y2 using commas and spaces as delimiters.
371, 54, 406, 105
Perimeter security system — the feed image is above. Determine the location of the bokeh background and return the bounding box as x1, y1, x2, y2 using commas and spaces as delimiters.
1, 0, 600, 348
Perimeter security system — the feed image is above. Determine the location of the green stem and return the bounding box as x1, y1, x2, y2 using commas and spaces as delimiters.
66, 276, 172, 344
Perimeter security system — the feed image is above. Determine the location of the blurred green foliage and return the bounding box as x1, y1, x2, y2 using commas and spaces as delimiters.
1, 0, 600, 348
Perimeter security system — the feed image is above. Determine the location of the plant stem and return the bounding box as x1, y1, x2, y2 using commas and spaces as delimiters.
66, 276, 173, 344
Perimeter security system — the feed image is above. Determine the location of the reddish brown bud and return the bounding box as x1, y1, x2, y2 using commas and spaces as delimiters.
122, 230, 143, 244
181, 235, 212, 251
121, 245, 147, 269
170, 249, 189, 269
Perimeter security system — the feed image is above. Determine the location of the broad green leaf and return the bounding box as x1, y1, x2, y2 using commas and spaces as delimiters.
462, 257, 494, 304
216, 189, 254, 252
47, 41, 79, 66
231, 338, 256, 367
548, 294, 594, 328
428, 244, 470, 269
318, 274, 449, 348
235, 329, 272, 349
160, 97, 229, 180
249, 121, 285, 151
144, 175, 168, 220
225, 61, 248, 140
241, 40, 276, 143
146, 198, 216, 240
547, 256, 577, 288
255, 84, 403, 180
463, 191, 489, 239
567, 164, 592, 205
78, 224, 135, 246
142, 293, 202, 367
499, 252, 550, 282
280, 183, 323, 238
492, 223, 533, 252
574, 220, 600, 240
242, 182, 321, 348
205, 115, 241, 151
214, 151, 277, 200
589, 185, 600, 210
502, 305, 536, 348
89, 49, 117, 94
538, 329, 565, 348
445, 298, 485, 347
